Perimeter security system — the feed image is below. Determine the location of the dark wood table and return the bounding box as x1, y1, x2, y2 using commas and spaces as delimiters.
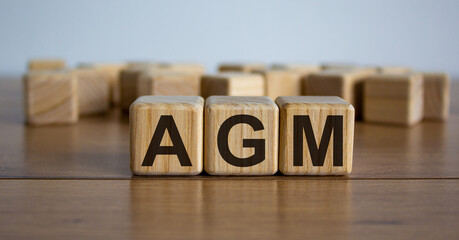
1, 78, 458, 239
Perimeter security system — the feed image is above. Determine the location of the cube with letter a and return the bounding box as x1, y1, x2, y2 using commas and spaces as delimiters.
130, 96, 204, 175
276, 96, 354, 175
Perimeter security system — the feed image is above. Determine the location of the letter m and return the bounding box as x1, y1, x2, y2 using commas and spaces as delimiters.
293, 115, 343, 167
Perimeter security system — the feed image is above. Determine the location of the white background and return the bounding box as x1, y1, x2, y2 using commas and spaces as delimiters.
0, 0, 458, 77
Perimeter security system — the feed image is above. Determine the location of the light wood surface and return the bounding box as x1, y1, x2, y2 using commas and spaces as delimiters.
73, 68, 109, 116
378, 66, 412, 74
423, 72, 450, 120
364, 73, 424, 126
276, 96, 354, 175
137, 72, 201, 97
204, 96, 278, 175
201, 73, 265, 99
28, 59, 66, 71
130, 96, 204, 175
1, 77, 459, 238
23, 70, 78, 125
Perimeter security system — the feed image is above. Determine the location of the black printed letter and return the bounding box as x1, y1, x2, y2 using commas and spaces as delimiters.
141, 115, 192, 167
217, 114, 265, 167
293, 115, 343, 167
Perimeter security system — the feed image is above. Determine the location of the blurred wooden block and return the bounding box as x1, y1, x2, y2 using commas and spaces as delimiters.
306, 68, 376, 119
218, 63, 265, 73
73, 69, 109, 116
378, 66, 412, 74
423, 72, 450, 120
119, 66, 151, 111
28, 59, 66, 71
160, 63, 206, 74
276, 96, 354, 175
23, 70, 78, 125
363, 73, 424, 126
271, 64, 321, 95
138, 72, 201, 97
271, 63, 321, 73
201, 73, 264, 99
204, 96, 278, 175
130, 96, 204, 175
78, 63, 126, 106
253, 70, 302, 100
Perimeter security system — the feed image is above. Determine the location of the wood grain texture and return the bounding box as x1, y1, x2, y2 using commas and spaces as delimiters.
130, 96, 204, 175
201, 73, 265, 99
423, 72, 450, 120
137, 72, 201, 97
218, 63, 266, 73
23, 70, 78, 125
276, 96, 354, 175
204, 96, 278, 175
306, 69, 376, 119
1, 179, 459, 240
28, 59, 66, 71
1, 78, 459, 179
253, 70, 302, 100
364, 73, 424, 126
73, 69, 109, 116
78, 63, 126, 105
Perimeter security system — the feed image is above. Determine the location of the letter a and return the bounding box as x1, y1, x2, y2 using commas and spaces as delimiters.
141, 115, 192, 167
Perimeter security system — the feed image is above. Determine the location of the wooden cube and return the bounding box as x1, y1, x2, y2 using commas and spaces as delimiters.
276, 96, 354, 175
160, 63, 206, 74
204, 96, 278, 175
78, 63, 126, 105
378, 66, 412, 74
306, 68, 376, 119
28, 59, 66, 71
200, 73, 264, 99
271, 64, 321, 95
130, 96, 204, 175
137, 72, 201, 97
422, 72, 450, 120
253, 70, 302, 100
23, 70, 78, 125
73, 69, 109, 116
218, 63, 265, 73
271, 63, 321, 74
120, 66, 151, 111
363, 73, 424, 126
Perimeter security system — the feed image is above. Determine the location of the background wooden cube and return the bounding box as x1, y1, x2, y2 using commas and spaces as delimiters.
270, 64, 321, 95
204, 96, 278, 175
73, 69, 109, 116
218, 63, 266, 73
159, 63, 206, 74
28, 59, 66, 71
120, 66, 152, 111
200, 73, 264, 99
253, 70, 302, 100
78, 63, 126, 106
130, 96, 204, 175
23, 70, 78, 125
137, 72, 201, 97
306, 68, 376, 119
423, 72, 450, 120
363, 73, 424, 126
276, 96, 354, 175
378, 66, 412, 74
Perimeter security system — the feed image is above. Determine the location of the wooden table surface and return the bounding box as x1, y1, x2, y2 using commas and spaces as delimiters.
0, 78, 458, 239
